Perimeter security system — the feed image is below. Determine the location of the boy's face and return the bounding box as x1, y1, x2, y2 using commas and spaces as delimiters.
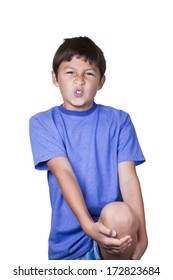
52, 55, 105, 111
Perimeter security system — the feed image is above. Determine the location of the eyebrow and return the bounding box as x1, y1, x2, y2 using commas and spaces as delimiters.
63, 66, 97, 72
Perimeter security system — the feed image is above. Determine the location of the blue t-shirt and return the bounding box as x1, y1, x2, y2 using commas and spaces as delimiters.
29, 103, 145, 260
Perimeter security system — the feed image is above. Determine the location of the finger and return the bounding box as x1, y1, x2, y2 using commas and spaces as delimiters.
107, 235, 131, 248
104, 240, 132, 254
106, 236, 132, 251
100, 236, 131, 252
116, 239, 132, 251
118, 235, 132, 246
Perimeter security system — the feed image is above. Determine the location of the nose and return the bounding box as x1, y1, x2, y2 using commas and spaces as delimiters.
74, 75, 85, 86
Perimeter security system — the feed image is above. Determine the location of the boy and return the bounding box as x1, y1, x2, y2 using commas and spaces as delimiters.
29, 36, 148, 260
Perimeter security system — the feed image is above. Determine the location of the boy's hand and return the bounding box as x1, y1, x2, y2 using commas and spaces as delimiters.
85, 221, 132, 254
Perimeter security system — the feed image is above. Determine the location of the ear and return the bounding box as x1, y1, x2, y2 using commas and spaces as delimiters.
98, 75, 106, 91
52, 71, 59, 87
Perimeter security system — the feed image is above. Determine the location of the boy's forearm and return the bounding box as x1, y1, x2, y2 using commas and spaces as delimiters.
57, 169, 93, 226
47, 157, 94, 229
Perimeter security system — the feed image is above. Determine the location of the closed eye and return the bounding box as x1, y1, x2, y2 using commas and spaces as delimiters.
85, 72, 95, 76
66, 71, 74, 74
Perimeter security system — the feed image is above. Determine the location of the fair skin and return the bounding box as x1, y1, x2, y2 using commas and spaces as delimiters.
52, 55, 105, 111
49, 55, 148, 259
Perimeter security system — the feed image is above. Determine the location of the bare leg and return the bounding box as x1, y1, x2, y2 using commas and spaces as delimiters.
98, 202, 139, 260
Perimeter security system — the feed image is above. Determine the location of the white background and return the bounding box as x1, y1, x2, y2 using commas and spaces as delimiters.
0, 0, 172, 278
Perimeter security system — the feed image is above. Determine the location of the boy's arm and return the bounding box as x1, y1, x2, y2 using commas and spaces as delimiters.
47, 156, 93, 225
118, 161, 148, 259
47, 157, 131, 252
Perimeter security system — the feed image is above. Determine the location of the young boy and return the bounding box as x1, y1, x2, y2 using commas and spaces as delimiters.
29, 36, 148, 260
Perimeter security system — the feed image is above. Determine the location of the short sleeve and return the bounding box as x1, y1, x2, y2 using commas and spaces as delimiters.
29, 115, 67, 170
117, 114, 145, 166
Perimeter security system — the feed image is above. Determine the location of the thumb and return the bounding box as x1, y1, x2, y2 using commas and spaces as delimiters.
110, 229, 117, 237
99, 223, 116, 237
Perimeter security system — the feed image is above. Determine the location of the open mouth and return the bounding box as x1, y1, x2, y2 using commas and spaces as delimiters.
74, 89, 84, 98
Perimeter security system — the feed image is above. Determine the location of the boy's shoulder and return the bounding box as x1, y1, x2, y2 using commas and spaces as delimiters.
30, 106, 58, 122
98, 104, 129, 119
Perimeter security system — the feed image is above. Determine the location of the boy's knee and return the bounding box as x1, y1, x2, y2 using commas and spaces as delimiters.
99, 202, 139, 238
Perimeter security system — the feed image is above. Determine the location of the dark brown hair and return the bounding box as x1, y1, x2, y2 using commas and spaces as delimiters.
52, 36, 106, 79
